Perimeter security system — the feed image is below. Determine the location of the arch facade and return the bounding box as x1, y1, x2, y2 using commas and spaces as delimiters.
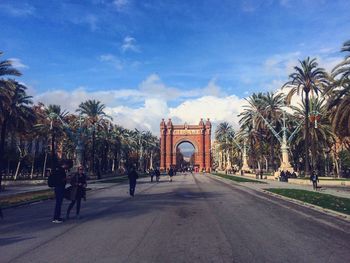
160, 118, 212, 172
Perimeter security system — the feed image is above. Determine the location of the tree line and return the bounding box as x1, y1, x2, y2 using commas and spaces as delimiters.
214, 40, 350, 177
0, 52, 160, 188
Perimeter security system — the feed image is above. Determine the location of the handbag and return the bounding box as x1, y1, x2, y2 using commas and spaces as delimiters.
64, 186, 72, 200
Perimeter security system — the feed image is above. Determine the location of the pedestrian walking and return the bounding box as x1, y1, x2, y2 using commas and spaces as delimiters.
0, 207, 3, 219
155, 168, 160, 182
168, 167, 174, 182
51, 160, 68, 223
66, 166, 87, 220
128, 166, 139, 197
310, 170, 319, 190
150, 169, 155, 182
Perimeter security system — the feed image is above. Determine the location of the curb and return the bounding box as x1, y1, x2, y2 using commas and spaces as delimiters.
262, 189, 350, 222
208, 173, 350, 223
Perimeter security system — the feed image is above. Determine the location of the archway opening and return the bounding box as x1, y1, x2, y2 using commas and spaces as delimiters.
176, 142, 195, 171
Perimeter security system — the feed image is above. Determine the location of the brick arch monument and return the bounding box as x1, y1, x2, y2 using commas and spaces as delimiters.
160, 118, 211, 172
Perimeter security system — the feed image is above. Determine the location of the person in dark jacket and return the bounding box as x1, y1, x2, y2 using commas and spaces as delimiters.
310, 170, 319, 190
52, 161, 68, 223
128, 166, 139, 196
66, 166, 87, 219
155, 168, 160, 182
149, 169, 155, 182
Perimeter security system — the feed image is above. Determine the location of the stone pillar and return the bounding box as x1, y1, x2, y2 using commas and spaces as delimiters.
165, 119, 173, 170
197, 119, 205, 171
205, 119, 211, 172
160, 119, 166, 171
279, 133, 293, 173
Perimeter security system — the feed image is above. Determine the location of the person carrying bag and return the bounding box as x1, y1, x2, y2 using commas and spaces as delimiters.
66, 166, 87, 219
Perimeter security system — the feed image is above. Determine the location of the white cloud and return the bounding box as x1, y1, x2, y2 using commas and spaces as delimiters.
8, 58, 28, 69
104, 95, 245, 135
105, 98, 169, 132
139, 74, 181, 100
121, 36, 139, 53
99, 54, 123, 70
32, 75, 244, 135
34, 87, 142, 113
169, 95, 245, 131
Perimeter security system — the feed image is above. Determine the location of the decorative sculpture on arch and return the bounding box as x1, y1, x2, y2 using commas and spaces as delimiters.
160, 118, 212, 172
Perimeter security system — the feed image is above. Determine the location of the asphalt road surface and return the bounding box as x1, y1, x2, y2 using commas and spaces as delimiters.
1, 173, 349, 263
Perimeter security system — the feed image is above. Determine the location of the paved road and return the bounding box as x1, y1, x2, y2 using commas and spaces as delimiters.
1, 173, 349, 263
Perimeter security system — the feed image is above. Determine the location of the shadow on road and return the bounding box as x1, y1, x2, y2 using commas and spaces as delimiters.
0, 183, 222, 236
0, 236, 35, 246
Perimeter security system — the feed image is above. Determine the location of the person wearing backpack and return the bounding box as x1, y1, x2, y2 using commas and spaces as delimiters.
66, 166, 87, 220
51, 161, 68, 223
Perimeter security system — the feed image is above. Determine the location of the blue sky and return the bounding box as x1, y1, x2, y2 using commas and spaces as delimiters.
1, 0, 349, 133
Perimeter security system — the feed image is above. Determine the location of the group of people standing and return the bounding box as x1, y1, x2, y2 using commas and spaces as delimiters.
149, 168, 161, 183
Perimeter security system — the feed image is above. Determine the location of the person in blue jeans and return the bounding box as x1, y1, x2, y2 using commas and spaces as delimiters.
52, 161, 68, 223
66, 166, 87, 220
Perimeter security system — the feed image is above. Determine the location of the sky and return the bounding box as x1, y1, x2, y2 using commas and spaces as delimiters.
0, 0, 349, 135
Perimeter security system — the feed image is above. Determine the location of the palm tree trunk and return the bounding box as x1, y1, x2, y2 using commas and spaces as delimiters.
42, 152, 48, 177
51, 129, 56, 170
30, 149, 36, 179
14, 159, 21, 180
270, 136, 275, 172
305, 92, 310, 176
0, 118, 8, 190
92, 129, 96, 178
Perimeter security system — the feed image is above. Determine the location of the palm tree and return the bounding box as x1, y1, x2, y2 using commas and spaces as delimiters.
239, 93, 267, 170
332, 40, 350, 85
35, 104, 68, 170
283, 57, 329, 176
260, 92, 285, 171
77, 99, 110, 178
215, 122, 235, 170
326, 40, 350, 146
0, 80, 34, 187
0, 52, 23, 187
291, 97, 335, 174
0, 52, 21, 77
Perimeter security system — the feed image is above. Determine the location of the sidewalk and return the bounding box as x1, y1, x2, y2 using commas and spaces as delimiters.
0, 176, 128, 199
214, 173, 350, 199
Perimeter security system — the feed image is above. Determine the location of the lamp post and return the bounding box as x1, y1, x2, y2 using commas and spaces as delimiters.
248, 102, 302, 176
